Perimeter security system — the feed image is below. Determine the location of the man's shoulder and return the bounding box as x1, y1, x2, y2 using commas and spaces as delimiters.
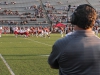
55, 33, 74, 46
65, 32, 73, 36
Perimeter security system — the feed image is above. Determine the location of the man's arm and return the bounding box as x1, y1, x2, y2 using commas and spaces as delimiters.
48, 44, 60, 69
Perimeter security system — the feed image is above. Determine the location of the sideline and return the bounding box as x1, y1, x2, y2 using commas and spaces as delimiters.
0, 54, 15, 75
25, 38, 52, 47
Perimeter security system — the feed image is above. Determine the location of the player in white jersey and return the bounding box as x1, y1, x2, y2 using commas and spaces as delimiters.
0, 26, 2, 37
24, 27, 30, 38
43, 27, 50, 38
19, 27, 25, 37
14, 26, 18, 38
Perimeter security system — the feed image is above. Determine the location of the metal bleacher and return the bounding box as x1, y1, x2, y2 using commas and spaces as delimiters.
41, 0, 100, 25
0, 0, 49, 27
41, 0, 89, 25
0, 0, 100, 27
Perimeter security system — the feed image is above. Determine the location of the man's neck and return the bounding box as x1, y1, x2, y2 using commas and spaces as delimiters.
74, 25, 93, 31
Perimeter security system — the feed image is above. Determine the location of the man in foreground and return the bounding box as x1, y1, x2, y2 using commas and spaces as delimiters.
48, 4, 100, 75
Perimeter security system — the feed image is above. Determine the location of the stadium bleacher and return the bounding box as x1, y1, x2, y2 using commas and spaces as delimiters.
0, 0, 100, 27
0, 0, 49, 27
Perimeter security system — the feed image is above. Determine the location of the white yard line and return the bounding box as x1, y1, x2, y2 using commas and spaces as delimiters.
0, 54, 15, 75
25, 38, 52, 47
24, 38, 51, 57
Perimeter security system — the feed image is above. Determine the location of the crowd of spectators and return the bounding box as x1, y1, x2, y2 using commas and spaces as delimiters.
0, 10, 19, 15
0, 0, 100, 35
0, 1, 16, 5
0, 2, 47, 26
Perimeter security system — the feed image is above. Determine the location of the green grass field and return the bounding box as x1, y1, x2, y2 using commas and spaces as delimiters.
0, 33, 100, 75
0, 33, 63, 75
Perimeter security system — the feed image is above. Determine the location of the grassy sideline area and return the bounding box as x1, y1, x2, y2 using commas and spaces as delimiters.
0, 33, 100, 75
0, 33, 63, 75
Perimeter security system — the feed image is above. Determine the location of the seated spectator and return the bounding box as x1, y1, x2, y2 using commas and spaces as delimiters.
30, 17, 37, 21
4, 2, 8, 5
11, 2, 16, 4
27, 15, 31, 18
42, 21, 47, 23
57, 1, 62, 4
14, 11, 19, 15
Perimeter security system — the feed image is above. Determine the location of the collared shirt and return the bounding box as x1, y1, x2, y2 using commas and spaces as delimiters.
48, 30, 100, 75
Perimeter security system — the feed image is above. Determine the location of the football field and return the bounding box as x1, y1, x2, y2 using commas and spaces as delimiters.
0, 33, 100, 75
0, 34, 63, 75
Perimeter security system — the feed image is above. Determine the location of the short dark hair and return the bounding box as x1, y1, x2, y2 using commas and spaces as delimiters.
75, 4, 97, 29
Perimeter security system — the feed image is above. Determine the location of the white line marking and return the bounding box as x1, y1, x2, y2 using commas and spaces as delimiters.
0, 54, 15, 75
25, 38, 52, 47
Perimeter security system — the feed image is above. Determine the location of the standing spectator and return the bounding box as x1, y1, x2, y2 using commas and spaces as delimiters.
48, 4, 100, 75
10, 26, 13, 34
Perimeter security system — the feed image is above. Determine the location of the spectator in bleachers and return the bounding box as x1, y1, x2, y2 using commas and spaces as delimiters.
14, 11, 19, 15
96, 17, 100, 25
30, 17, 37, 21
11, 2, 16, 4
4, 2, 8, 5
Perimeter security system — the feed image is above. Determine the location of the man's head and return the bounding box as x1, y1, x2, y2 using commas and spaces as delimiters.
71, 4, 97, 29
